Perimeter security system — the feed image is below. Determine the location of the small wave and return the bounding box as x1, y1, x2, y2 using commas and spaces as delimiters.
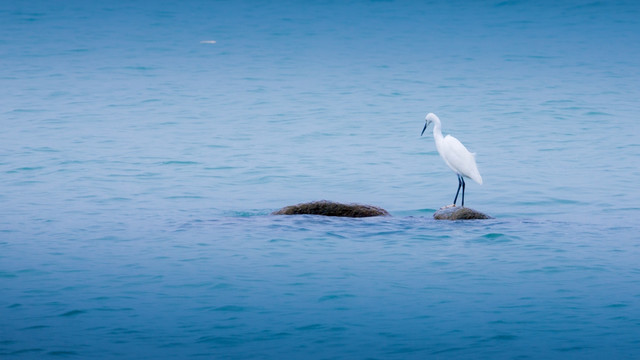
160, 160, 200, 165
59, 310, 85, 317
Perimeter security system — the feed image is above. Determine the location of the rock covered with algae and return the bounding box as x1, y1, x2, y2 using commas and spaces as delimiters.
272, 200, 389, 218
433, 205, 492, 220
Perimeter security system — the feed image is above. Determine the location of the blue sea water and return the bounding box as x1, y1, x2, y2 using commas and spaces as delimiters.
2, 0, 640, 358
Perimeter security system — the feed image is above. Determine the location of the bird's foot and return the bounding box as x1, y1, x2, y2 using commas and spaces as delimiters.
443, 204, 457, 209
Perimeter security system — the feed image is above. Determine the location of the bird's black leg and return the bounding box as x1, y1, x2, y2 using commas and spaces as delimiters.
461, 177, 466, 207
453, 175, 462, 206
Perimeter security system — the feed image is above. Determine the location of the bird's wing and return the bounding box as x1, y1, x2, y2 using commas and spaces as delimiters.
441, 135, 483, 184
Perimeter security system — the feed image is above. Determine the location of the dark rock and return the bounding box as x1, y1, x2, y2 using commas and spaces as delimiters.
272, 200, 389, 218
433, 205, 492, 220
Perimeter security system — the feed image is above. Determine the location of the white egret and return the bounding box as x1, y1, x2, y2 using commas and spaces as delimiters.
421, 113, 482, 207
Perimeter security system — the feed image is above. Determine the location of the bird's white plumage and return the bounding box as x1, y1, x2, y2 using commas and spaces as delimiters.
440, 135, 482, 184
425, 113, 482, 184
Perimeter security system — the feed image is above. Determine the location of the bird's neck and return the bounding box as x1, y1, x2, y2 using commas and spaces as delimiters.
432, 121, 445, 145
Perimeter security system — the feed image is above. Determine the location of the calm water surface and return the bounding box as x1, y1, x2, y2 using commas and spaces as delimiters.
1, 0, 640, 358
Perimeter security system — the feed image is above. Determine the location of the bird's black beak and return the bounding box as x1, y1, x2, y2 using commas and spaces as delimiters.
421, 123, 427, 136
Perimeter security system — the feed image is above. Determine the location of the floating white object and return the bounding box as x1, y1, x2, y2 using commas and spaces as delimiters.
200, 40, 217, 44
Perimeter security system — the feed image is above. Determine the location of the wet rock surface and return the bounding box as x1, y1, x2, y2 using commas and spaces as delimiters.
433, 205, 493, 220
273, 200, 389, 218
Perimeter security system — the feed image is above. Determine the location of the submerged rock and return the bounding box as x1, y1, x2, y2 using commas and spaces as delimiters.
433, 205, 492, 220
272, 200, 389, 218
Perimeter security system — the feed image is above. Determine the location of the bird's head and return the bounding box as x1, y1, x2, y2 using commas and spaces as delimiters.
421, 113, 438, 136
